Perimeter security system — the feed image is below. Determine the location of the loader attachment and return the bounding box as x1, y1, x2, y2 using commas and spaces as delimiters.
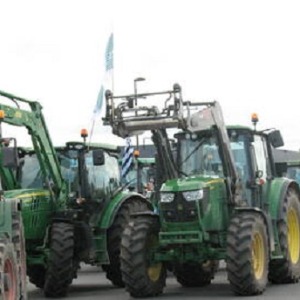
103, 83, 242, 205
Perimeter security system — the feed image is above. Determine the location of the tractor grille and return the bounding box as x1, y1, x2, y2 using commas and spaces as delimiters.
160, 193, 198, 222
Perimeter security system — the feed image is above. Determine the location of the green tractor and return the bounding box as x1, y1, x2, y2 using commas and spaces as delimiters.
103, 83, 300, 296
0, 90, 152, 297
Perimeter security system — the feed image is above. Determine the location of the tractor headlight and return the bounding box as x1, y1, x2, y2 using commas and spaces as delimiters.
160, 192, 175, 203
182, 190, 204, 201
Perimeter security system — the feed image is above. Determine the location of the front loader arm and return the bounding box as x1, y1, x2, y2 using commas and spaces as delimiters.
0, 90, 66, 202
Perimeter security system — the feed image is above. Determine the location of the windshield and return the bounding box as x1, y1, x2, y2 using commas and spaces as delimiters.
178, 130, 251, 181
178, 132, 223, 177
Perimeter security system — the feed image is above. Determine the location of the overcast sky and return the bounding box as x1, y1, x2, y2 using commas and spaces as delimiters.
0, 0, 300, 150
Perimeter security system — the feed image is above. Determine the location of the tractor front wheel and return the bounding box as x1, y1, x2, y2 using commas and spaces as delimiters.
227, 213, 269, 295
44, 222, 74, 298
120, 216, 166, 297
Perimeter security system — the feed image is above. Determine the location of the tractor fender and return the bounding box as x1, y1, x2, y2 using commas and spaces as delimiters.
97, 191, 153, 230
234, 207, 275, 253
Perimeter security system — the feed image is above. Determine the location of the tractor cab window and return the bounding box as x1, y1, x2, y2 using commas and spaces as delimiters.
178, 132, 223, 177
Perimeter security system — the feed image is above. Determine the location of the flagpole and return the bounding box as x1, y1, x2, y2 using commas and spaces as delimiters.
133, 77, 145, 192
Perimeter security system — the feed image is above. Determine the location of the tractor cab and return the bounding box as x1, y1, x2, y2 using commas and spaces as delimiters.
56, 141, 121, 206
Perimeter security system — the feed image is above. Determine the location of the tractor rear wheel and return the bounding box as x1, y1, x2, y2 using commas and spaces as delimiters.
120, 215, 166, 297
0, 241, 19, 300
227, 213, 269, 295
269, 187, 300, 283
103, 199, 150, 287
44, 222, 74, 298
174, 260, 218, 287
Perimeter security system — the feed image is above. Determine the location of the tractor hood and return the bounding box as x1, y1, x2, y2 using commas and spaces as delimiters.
161, 176, 224, 192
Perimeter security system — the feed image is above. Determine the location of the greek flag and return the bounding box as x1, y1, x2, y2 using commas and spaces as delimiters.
121, 137, 134, 178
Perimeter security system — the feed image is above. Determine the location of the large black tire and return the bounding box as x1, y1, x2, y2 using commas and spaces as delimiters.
227, 213, 269, 295
0, 241, 19, 300
44, 222, 74, 298
174, 260, 218, 287
12, 212, 27, 299
120, 216, 166, 298
103, 199, 150, 287
269, 187, 300, 283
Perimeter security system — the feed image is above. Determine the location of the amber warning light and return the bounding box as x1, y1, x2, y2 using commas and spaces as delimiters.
251, 113, 259, 130
133, 149, 140, 157
81, 129, 88, 138
0, 110, 5, 119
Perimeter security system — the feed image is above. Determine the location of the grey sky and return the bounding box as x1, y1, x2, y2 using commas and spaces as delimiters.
0, 0, 299, 149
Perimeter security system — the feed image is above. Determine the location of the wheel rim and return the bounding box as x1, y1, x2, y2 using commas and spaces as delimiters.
147, 263, 163, 282
146, 234, 162, 282
252, 231, 265, 280
4, 257, 17, 300
287, 207, 300, 264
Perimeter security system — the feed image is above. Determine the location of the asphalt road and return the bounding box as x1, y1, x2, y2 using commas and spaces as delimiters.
28, 265, 300, 300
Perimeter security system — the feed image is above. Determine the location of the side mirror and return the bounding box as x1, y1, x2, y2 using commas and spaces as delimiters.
92, 149, 105, 166
2, 147, 19, 168
269, 130, 284, 148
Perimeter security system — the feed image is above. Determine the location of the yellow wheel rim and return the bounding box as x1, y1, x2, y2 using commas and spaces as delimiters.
287, 207, 300, 264
252, 231, 265, 280
147, 263, 163, 282
146, 234, 162, 282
